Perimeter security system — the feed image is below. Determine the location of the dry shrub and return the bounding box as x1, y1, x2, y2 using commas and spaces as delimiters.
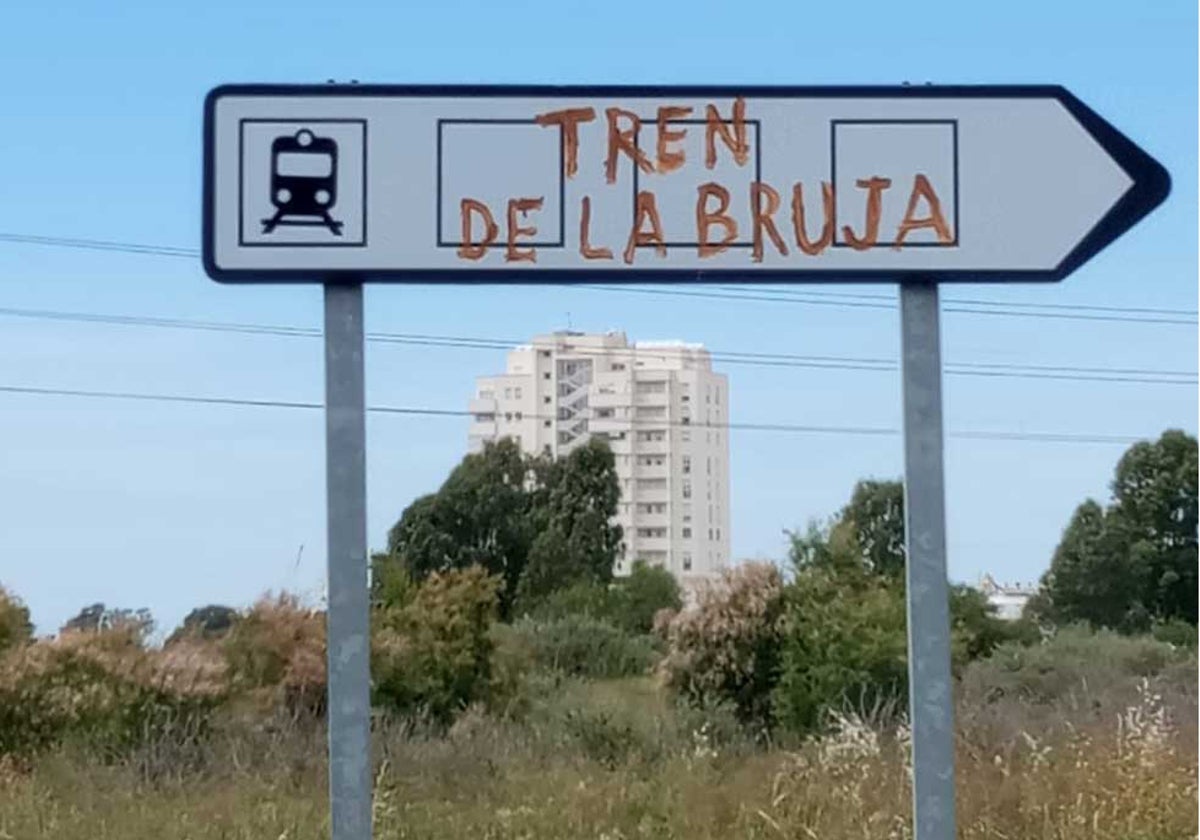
658, 562, 785, 727
0, 623, 223, 759
221, 592, 326, 718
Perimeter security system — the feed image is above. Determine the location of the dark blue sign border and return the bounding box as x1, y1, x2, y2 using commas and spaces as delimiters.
203, 84, 1170, 285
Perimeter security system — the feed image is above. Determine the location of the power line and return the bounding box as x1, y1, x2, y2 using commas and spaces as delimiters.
0, 383, 1154, 446
0, 306, 1194, 386
578, 284, 1197, 325
2, 232, 1196, 325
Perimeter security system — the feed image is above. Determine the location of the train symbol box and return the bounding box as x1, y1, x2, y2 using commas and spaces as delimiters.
238, 119, 367, 247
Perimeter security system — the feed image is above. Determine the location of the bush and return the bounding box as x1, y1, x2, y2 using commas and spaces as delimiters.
959, 624, 1185, 707
772, 567, 908, 735
522, 562, 683, 637
1152, 618, 1197, 648
0, 585, 33, 653
372, 566, 501, 727
506, 615, 659, 679
0, 625, 223, 759
658, 563, 785, 728
221, 593, 326, 718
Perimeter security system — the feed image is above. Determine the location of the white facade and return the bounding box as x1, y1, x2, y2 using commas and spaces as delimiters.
469, 331, 730, 588
977, 574, 1037, 621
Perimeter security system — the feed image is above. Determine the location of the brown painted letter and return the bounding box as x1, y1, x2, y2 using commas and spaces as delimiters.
605, 108, 655, 184
894, 174, 953, 248
623, 191, 667, 265
458, 198, 498, 260
842, 177, 892, 251
506, 197, 544, 263
696, 182, 737, 258
534, 107, 596, 179
704, 97, 749, 169
791, 181, 836, 256
750, 181, 788, 262
656, 106, 692, 174
579, 196, 613, 260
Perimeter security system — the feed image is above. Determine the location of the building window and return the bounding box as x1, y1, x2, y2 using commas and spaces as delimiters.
683, 553, 692, 571
543, 420, 551, 428
716, 528, 721, 540
505, 412, 513, 421
682, 481, 692, 499
715, 388, 721, 405
707, 456, 711, 475
540, 350, 551, 358
479, 389, 494, 399
543, 396, 551, 404
514, 387, 523, 399
681, 394, 690, 403
682, 527, 692, 539
682, 456, 691, 474
681, 429, 690, 442
597, 408, 615, 418
515, 412, 523, 420
708, 528, 713, 540
543, 372, 551, 380
504, 388, 512, 399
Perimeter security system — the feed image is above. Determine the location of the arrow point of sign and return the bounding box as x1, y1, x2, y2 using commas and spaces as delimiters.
1053, 87, 1172, 280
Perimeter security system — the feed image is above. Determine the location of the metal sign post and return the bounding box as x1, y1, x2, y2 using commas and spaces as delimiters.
899, 281, 955, 840
201, 83, 1170, 840
322, 281, 371, 840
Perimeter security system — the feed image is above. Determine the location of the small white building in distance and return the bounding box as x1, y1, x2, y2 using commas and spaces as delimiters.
978, 574, 1037, 620
469, 331, 730, 589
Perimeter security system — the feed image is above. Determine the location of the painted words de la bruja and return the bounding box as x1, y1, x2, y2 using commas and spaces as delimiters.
453, 97, 952, 265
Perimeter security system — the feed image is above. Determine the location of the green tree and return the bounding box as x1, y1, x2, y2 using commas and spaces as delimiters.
381, 439, 532, 616
833, 479, 907, 580
607, 561, 683, 635
517, 438, 622, 605
1037, 430, 1198, 631
167, 604, 239, 645
0, 585, 33, 651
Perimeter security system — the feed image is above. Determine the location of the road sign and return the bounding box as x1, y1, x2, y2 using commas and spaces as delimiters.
201, 83, 1171, 840
203, 84, 1168, 283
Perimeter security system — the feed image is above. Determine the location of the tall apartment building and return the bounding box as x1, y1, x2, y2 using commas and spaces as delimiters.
468, 331, 730, 586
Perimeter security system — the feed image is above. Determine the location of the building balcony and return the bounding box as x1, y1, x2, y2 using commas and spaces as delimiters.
635, 439, 670, 456
635, 463, 669, 480
468, 397, 497, 414
634, 390, 670, 407
633, 537, 672, 553
469, 420, 497, 438
634, 512, 670, 529
590, 415, 631, 435
634, 487, 669, 504
591, 390, 631, 409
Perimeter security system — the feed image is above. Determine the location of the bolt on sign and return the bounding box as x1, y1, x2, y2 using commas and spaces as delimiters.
203, 85, 1169, 283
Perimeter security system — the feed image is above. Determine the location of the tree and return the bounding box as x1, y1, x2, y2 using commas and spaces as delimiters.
0, 585, 33, 651
381, 439, 532, 616
833, 480, 907, 580
61, 603, 154, 642
379, 437, 623, 618
1036, 430, 1198, 631
167, 604, 239, 645
517, 438, 622, 606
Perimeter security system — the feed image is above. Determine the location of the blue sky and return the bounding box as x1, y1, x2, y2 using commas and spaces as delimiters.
0, 0, 1195, 636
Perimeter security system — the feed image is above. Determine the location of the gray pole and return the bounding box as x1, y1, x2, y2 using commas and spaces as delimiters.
899, 281, 956, 840
323, 281, 372, 840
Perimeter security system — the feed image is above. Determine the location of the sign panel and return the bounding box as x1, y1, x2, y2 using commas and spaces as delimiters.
203, 85, 1169, 283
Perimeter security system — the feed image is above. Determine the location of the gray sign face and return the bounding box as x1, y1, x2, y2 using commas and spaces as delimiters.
203, 85, 1169, 283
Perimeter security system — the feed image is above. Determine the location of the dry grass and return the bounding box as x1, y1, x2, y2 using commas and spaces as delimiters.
0, 668, 1194, 840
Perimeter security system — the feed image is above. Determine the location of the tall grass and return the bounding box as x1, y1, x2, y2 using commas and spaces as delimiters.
1, 661, 1194, 840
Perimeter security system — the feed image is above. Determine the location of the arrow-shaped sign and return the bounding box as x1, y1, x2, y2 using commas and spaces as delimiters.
203, 85, 1169, 283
